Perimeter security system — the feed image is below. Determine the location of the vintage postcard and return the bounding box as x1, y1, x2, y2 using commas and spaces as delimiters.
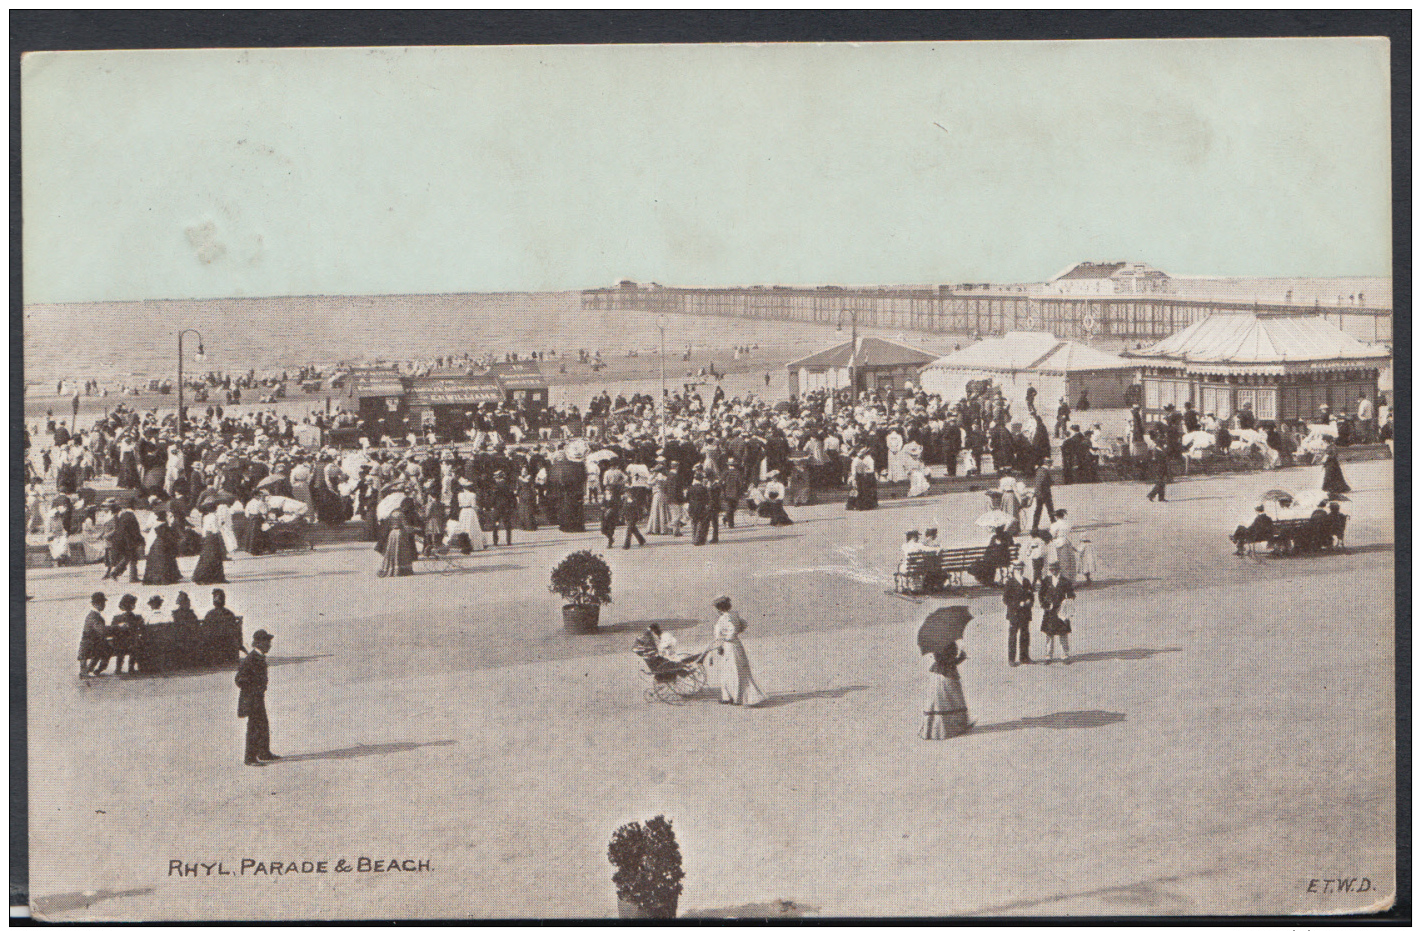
20, 35, 1398, 921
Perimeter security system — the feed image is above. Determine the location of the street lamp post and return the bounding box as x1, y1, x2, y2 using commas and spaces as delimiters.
177, 328, 205, 438
656, 314, 668, 439
839, 307, 859, 400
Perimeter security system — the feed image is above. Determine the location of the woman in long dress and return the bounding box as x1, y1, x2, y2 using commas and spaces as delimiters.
447, 479, 486, 554
707, 596, 766, 706
1321, 444, 1351, 496
919, 643, 973, 739
142, 510, 185, 585
190, 504, 227, 584
378, 511, 417, 577
515, 469, 539, 531
646, 468, 673, 535
904, 440, 931, 498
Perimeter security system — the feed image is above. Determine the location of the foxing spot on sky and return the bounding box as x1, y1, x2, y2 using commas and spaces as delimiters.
22, 38, 1391, 305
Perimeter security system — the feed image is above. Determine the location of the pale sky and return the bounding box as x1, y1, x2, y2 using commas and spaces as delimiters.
22, 38, 1392, 304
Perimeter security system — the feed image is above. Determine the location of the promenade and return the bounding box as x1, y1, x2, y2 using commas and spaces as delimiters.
24, 459, 1395, 920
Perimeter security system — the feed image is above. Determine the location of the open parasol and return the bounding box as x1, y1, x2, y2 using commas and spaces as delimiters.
255, 474, 285, 492
1259, 489, 1293, 514
585, 449, 618, 465
975, 510, 1012, 529
376, 490, 408, 520
917, 606, 973, 655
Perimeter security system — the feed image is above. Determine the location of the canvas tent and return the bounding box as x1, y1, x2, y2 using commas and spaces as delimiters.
918, 332, 1138, 413
1126, 310, 1391, 421
785, 337, 938, 396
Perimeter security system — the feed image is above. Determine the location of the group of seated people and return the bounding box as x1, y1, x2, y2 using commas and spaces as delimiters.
1230, 500, 1347, 556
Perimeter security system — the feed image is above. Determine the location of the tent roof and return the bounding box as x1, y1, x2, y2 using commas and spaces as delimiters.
923, 332, 1136, 374
1129, 311, 1391, 365
787, 337, 938, 369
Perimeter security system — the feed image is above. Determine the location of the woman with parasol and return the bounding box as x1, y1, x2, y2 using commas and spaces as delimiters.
917, 606, 974, 739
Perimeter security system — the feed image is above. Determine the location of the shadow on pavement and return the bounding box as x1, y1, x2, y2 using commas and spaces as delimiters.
77, 654, 334, 684
683, 898, 821, 918
1059, 646, 1181, 664
591, 618, 704, 636
959, 868, 1223, 915
754, 685, 869, 708
415, 561, 521, 576
694, 533, 800, 547
274, 739, 457, 763
970, 710, 1125, 736
32, 887, 156, 916
1075, 576, 1162, 591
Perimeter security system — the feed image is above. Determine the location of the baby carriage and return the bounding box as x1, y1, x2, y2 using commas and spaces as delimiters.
632, 636, 709, 704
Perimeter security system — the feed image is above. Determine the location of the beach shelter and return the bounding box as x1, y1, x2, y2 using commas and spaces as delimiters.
785, 337, 938, 397
918, 332, 1138, 413
1126, 310, 1391, 421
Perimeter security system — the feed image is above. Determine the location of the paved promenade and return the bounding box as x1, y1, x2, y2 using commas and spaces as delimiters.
24, 460, 1396, 920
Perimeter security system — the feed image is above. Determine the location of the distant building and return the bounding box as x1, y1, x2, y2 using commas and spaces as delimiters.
1049, 261, 1171, 296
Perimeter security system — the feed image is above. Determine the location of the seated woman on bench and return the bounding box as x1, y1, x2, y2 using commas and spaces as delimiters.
969, 526, 1015, 588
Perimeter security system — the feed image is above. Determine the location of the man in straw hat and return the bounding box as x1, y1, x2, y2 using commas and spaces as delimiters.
236, 628, 281, 766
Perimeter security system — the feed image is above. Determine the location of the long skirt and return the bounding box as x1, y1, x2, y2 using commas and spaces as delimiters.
919, 671, 971, 739
855, 473, 879, 510
142, 542, 183, 585
191, 532, 227, 584
1050, 540, 1078, 584
907, 468, 931, 498
757, 500, 794, 526
711, 639, 766, 706
516, 493, 538, 531
646, 490, 672, 534
557, 486, 586, 533
377, 527, 416, 577
243, 516, 269, 556
1322, 458, 1351, 495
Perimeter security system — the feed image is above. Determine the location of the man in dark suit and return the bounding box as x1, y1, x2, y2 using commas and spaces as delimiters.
720, 458, 745, 528
104, 501, 146, 581
1002, 560, 1035, 666
236, 628, 280, 767
1031, 462, 1056, 532
1145, 444, 1171, 502
687, 469, 712, 546
1230, 505, 1275, 555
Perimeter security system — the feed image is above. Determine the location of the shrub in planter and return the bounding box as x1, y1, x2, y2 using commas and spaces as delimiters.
550, 550, 612, 633
608, 815, 684, 919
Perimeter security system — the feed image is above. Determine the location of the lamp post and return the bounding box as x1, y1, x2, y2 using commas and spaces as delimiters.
177, 328, 205, 438
656, 314, 668, 439
838, 307, 859, 399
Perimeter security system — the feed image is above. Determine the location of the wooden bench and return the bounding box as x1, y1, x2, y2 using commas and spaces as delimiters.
132, 615, 245, 674
895, 543, 1020, 594
1259, 515, 1347, 556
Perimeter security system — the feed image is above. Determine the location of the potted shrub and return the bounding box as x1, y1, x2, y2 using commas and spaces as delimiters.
550, 550, 612, 634
608, 815, 685, 919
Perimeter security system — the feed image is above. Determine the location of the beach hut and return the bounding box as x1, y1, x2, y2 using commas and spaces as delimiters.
488, 360, 549, 409
918, 332, 1138, 413
405, 374, 505, 441
348, 369, 410, 443
785, 337, 938, 397
1126, 310, 1391, 421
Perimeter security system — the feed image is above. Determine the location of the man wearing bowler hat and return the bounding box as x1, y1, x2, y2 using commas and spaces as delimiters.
236, 629, 281, 766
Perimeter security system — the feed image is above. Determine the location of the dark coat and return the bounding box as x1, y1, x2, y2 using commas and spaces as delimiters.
1002, 576, 1034, 623
112, 510, 145, 556
687, 482, 712, 520
235, 649, 268, 718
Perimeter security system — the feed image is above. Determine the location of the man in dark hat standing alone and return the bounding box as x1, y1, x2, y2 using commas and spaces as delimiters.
236, 629, 281, 767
